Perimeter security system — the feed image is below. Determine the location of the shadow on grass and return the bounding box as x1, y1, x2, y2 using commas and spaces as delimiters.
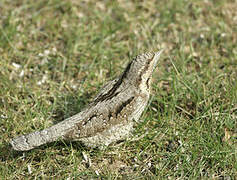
52, 91, 93, 124
0, 140, 95, 162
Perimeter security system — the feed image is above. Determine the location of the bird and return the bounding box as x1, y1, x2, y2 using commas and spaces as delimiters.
10, 50, 163, 151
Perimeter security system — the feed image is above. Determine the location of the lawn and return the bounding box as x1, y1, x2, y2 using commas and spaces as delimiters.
0, 0, 236, 179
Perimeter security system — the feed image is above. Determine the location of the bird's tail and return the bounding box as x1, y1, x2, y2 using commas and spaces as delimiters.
10, 114, 81, 151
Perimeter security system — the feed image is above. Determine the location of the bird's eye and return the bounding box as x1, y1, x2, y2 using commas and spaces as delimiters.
146, 78, 150, 88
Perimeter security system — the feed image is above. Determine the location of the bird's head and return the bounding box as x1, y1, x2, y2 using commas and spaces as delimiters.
123, 50, 163, 90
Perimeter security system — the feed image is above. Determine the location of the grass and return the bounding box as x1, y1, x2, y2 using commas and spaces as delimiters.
0, 0, 236, 179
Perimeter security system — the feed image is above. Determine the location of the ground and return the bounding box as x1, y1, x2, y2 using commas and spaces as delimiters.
0, 0, 236, 179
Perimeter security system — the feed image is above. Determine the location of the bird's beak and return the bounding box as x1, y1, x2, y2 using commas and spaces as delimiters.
152, 49, 163, 71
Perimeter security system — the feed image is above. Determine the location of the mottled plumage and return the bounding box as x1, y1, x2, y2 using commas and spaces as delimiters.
10, 50, 163, 151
